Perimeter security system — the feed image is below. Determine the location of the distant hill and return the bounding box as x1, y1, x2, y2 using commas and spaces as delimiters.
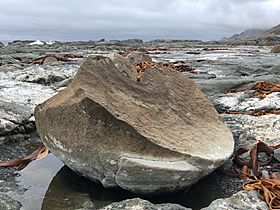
231, 29, 265, 39
261, 24, 280, 36
220, 24, 280, 45
222, 29, 264, 41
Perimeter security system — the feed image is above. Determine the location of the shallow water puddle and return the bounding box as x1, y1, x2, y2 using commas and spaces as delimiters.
7, 153, 226, 210
12, 154, 63, 210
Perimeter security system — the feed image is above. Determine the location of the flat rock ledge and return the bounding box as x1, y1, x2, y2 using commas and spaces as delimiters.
101, 198, 190, 210
35, 55, 234, 193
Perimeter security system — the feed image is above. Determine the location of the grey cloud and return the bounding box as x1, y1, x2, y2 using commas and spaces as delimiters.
0, 0, 279, 41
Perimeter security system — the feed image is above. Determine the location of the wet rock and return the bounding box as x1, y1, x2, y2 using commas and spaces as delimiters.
35, 56, 234, 193
100, 198, 190, 210
0, 194, 21, 210
127, 51, 153, 63
202, 190, 269, 210
0, 42, 4, 48
271, 44, 280, 53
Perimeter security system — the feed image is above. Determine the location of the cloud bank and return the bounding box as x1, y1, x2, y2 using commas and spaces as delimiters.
0, 0, 279, 41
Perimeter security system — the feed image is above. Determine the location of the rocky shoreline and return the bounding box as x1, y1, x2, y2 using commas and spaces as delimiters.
0, 40, 280, 209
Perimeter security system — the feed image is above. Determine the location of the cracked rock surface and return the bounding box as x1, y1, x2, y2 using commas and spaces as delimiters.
34, 55, 234, 193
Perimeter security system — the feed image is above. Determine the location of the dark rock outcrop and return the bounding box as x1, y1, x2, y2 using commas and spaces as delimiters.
35, 55, 234, 193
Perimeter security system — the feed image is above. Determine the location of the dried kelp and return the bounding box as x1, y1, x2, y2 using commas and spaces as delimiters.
225, 110, 280, 116
225, 81, 280, 99
0, 143, 49, 170
234, 141, 280, 210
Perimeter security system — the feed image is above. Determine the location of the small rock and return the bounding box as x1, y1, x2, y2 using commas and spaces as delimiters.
100, 198, 191, 210
271, 44, 280, 53
261, 170, 270, 179
202, 190, 269, 210
127, 51, 153, 63
42, 55, 59, 64
273, 148, 280, 162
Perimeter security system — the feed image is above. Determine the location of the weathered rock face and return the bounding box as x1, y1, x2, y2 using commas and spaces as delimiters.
101, 198, 191, 210
35, 55, 234, 193
271, 44, 280, 53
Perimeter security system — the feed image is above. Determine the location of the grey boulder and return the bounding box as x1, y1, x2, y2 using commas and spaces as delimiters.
35, 55, 234, 193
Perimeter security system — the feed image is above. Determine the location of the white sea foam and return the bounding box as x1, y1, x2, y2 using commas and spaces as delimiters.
29, 40, 45, 45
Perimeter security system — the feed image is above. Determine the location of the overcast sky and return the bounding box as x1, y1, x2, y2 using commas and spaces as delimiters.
0, 0, 280, 41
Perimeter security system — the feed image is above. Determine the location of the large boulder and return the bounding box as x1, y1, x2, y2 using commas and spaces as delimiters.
35, 55, 234, 193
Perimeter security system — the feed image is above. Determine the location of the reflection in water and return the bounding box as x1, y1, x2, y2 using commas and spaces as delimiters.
15, 154, 64, 210
9, 152, 226, 210
42, 164, 226, 210
42, 166, 136, 210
